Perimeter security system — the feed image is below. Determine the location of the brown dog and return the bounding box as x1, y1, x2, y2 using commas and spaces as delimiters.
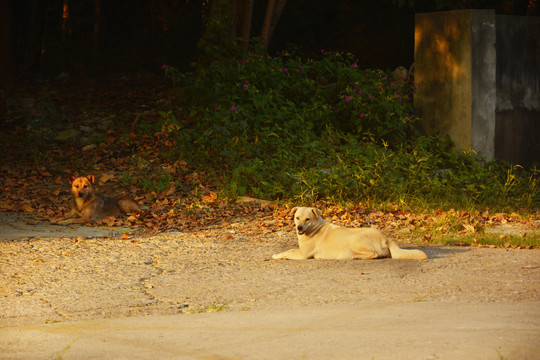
58, 175, 141, 225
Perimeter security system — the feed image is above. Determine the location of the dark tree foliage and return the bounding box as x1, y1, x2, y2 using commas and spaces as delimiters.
0, 0, 536, 79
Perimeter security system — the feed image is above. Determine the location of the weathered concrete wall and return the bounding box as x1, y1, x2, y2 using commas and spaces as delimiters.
414, 10, 496, 160
470, 11, 496, 161
495, 15, 540, 166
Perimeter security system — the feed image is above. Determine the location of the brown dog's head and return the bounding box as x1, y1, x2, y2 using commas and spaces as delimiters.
291, 207, 323, 236
69, 175, 95, 199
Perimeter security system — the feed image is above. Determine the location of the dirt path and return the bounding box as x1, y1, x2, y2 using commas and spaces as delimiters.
1, 214, 539, 328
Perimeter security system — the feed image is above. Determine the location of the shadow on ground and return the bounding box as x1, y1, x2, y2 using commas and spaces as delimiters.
0, 212, 137, 241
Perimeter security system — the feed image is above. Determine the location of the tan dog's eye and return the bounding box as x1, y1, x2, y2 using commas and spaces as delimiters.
305, 218, 310, 222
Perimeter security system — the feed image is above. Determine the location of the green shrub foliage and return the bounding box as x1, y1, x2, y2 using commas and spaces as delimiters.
161, 51, 538, 210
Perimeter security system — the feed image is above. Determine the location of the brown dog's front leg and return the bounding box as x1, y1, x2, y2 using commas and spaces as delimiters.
57, 217, 88, 225
57, 208, 93, 225
52, 209, 75, 225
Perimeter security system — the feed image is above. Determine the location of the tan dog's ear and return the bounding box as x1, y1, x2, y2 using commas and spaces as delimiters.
311, 208, 322, 219
290, 207, 298, 218
68, 175, 77, 184
86, 174, 95, 183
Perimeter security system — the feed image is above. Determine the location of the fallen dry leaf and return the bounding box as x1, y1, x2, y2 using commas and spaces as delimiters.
21, 204, 34, 212
99, 173, 115, 185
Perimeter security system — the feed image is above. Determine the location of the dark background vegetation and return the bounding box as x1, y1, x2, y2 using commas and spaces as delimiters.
0, 0, 537, 83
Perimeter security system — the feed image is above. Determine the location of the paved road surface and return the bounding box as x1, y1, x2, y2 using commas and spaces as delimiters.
2, 302, 539, 359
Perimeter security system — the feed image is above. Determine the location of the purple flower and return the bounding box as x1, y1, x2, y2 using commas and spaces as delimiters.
161, 64, 168, 69
360, 114, 365, 118
231, 106, 237, 111
345, 96, 350, 102
352, 64, 356, 68
284, 68, 288, 72
299, 66, 305, 71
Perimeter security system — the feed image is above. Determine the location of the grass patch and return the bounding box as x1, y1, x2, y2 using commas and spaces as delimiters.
426, 233, 540, 248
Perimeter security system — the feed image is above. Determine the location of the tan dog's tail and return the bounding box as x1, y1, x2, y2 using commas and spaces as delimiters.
388, 240, 427, 260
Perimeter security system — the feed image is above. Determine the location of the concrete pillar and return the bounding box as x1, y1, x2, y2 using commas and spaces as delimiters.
414, 10, 496, 160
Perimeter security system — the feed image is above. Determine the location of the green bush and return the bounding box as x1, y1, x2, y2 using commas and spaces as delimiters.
168, 51, 415, 146
160, 51, 538, 210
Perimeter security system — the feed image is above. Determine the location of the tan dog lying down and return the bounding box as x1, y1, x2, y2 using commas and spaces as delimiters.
273, 207, 427, 260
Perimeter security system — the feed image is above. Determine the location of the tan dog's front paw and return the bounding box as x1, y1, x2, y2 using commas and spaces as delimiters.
272, 249, 306, 260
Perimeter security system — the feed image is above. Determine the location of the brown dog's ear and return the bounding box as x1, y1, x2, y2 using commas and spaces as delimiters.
290, 207, 298, 218
311, 208, 322, 219
86, 174, 95, 183
68, 175, 77, 184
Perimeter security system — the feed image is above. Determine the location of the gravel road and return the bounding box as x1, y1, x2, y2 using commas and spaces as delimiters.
1, 215, 538, 327
1, 213, 539, 359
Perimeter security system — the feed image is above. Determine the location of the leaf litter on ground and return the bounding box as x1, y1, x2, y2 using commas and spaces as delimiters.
0, 75, 538, 248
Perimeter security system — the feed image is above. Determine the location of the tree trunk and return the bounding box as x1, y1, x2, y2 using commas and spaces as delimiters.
239, 0, 254, 52
62, 0, 70, 41
0, 0, 17, 123
93, 0, 101, 68
0, 0, 16, 82
261, 0, 275, 50
261, 0, 286, 51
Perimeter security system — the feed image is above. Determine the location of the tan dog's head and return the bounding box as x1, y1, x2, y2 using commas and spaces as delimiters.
69, 175, 95, 200
291, 207, 323, 236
